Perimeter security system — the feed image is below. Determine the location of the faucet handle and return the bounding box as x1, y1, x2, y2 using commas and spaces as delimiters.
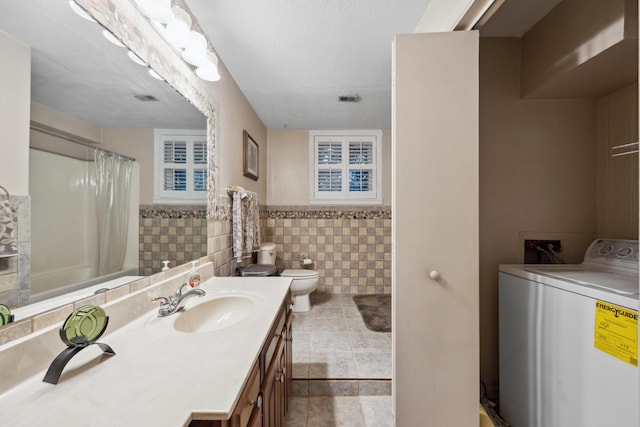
151, 296, 169, 305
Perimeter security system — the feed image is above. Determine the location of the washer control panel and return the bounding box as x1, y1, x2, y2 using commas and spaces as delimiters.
586, 239, 638, 266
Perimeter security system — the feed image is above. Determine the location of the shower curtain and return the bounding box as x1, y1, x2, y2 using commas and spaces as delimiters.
95, 150, 134, 276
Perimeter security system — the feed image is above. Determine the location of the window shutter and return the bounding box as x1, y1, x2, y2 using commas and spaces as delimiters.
315, 138, 345, 197
309, 130, 381, 204
193, 140, 207, 192
154, 130, 208, 203
347, 138, 375, 194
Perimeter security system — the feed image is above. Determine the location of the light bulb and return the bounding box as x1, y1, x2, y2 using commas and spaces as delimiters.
164, 6, 192, 49
68, 1, 96, 22
102, 29, 125, 47
127, 51, 146, 66
182, 31, 208, 66
196, 51, 221, 82
148, 68, 164, 80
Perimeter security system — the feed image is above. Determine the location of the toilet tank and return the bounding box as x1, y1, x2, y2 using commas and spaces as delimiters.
258, 242, 277, 265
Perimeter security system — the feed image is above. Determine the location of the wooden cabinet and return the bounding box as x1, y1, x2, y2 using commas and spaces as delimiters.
189, 292, 292, 427
262, 294, 292, 427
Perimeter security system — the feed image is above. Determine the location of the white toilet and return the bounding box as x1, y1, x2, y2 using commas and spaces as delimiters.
256, 242, 319, 312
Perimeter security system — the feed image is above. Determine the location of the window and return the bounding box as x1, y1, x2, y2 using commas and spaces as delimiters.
154, 129, 207, 204
309, 130, 382, 204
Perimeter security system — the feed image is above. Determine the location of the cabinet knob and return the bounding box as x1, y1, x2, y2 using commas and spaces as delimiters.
429, 270, 441, 280
250, 394, 263, 408
276, 375, 285, 384
278, 367, 286, 375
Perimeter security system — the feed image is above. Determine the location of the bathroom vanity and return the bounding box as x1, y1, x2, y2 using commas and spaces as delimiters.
0, 275, 292, 427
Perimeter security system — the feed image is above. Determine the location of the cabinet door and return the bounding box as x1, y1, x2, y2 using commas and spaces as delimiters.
247, 405, 263, 427
284, 310, 293, 416
263, 339, 285, 427
393, 31, 479, 426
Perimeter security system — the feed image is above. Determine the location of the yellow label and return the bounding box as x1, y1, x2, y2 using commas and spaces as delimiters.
594, 301, 638, 366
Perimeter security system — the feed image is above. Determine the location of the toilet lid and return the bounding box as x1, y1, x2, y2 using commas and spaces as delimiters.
281, 269, 319, 278
241, 264, 277, 276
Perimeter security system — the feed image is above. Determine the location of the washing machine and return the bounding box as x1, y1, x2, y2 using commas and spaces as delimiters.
499, 239, 639, 427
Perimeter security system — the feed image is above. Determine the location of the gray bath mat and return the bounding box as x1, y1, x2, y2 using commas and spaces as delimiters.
353, 294, 391, 332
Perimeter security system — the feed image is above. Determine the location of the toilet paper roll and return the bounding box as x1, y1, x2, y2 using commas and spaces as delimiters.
301, 258, 312, 265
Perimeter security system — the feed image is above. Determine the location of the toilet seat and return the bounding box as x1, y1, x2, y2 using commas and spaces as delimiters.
281, 269, 319, 278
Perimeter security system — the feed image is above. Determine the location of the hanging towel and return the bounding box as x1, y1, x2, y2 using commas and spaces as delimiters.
0, 202, 18, 258
232, 187, 261, 262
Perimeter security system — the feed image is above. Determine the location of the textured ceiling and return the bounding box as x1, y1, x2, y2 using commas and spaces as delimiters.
187, 0, 432, 130
0, 0, 564, 133
0, 0, 206, 130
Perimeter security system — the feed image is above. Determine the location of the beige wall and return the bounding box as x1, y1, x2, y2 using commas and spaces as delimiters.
102, 128, 155, 205
0, 31, 30, 196
210, 61, 267, 204
479, 38, 599, 393
265, 129, 391, 206
521, 0, 636, 98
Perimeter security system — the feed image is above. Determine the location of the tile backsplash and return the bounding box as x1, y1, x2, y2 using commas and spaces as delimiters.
138, 205, 208, 276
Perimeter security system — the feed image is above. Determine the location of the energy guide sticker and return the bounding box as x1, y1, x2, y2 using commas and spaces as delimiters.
594, 300, 638, 366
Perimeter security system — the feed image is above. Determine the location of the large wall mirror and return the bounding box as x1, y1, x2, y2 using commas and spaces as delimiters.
0, 0, 216, 322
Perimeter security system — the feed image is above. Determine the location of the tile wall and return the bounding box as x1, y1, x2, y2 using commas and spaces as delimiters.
0, 196, 30, 308
138, 205, 208, 276
196, 203, 393, 295
265, 206, 391, 295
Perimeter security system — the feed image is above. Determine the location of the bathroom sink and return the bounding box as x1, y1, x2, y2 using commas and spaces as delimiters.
173, 296, 255, 333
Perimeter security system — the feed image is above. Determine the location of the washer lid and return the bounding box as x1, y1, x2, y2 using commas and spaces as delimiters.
281, 269, 319, 278
241, 264, 277, 276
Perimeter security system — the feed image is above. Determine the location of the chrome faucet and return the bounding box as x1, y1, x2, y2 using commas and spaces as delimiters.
152, 283, 206, 317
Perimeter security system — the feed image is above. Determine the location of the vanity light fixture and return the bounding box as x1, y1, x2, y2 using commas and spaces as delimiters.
131, 0, 221, 82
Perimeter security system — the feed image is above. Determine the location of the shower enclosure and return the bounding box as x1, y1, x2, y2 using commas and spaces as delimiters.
29, 149, 139, 303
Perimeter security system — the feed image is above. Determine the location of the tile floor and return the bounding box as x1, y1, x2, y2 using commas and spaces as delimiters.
287, 293, 393, 426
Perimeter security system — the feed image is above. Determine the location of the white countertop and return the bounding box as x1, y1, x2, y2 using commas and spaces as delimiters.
1, 276, 292, 427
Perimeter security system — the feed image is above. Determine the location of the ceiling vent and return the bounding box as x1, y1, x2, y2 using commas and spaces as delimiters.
134, 94, 159, 102
338, 95, 361, 103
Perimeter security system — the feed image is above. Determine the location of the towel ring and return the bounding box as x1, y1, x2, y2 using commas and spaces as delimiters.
0, 185, 9, 201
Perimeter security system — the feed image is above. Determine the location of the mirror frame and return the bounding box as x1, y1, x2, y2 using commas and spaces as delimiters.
1, 0, 218, 337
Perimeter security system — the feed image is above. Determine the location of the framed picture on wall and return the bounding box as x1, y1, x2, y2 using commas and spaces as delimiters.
243, 130, 259, 181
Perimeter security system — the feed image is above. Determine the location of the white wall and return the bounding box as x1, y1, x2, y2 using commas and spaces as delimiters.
0, 31, 30, 196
